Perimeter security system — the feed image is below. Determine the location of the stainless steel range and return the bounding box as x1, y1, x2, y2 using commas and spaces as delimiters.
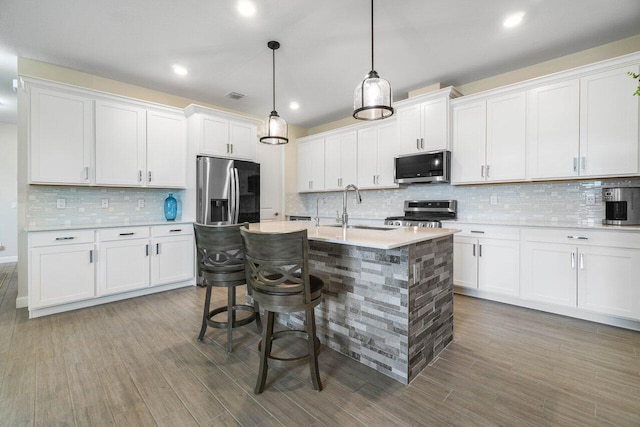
384, 200, 457, 228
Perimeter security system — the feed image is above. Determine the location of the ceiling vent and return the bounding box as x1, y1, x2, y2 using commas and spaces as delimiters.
225, 91, 245, 100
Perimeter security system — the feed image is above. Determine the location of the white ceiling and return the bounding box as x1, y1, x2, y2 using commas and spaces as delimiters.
1, 0, 639, 127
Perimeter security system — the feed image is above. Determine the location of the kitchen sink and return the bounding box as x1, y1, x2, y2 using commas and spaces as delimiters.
323, 224, 396, 231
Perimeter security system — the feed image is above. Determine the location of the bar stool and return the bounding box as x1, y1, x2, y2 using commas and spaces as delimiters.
240, 228, 324, 394
193, 223, 259, 353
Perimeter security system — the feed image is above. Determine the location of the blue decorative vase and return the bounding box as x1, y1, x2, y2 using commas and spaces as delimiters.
164, 193, 177, 221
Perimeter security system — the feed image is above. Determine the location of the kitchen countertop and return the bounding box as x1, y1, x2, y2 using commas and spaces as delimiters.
25, 220, 194, 232
249, 221, 459, 250
441, 219, 640, 232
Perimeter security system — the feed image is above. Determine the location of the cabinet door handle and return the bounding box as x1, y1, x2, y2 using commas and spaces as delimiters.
226, 143, 229, 153
581, 156, 586, 171
310, 180, 313, 190
472, 243, 476, 257
579, 253, 584, 269
571, 252, 576, 269
230, 144, 233, 154
567, 235, 588, 240
55, 236, 75, 241
480, 165, 484, 177
84, 166, 89, 180
416, 138, 420, 150
89, 250, 93, 263
573, 157, 578, 173
420, 138, 424, 149
146, 244, 149, 256
119, 232, 135, 236
138, 170, 143, 182
156, 243, 160, 255
486, 165, 490, 177
373, 175, 376, 185
148, 171, 152, 182
478, 244, 482, 257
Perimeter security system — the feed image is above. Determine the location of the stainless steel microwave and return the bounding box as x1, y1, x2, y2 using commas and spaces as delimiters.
394, 150, 451, 184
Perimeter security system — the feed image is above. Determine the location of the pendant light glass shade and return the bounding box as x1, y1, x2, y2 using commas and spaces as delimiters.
353, 0, 394, 121
261, 111, 288, 145
260, 41, 288, 145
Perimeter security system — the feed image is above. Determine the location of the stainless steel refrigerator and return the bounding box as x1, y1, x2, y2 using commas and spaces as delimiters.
196, 156, 260, 225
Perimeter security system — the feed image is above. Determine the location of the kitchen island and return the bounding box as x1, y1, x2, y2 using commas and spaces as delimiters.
248, 222, 458, 384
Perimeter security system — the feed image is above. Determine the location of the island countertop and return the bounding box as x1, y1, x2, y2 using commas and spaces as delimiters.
248, 221, 459, 250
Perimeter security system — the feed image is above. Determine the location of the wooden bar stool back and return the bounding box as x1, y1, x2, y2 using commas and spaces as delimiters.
240, 228, 324, 394
193, 222, 258, 353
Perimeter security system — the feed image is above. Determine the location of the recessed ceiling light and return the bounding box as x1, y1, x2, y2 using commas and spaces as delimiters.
172, 64, 188, 76
237, 0, 256, 17
289, 101, 300, 110
503, 12, 525, 28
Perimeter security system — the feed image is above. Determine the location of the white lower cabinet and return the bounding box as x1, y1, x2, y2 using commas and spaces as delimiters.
151, 226, 195, 286
28, 224, 195, 317
98, 238, 151, 296
521, 229, 640, 320
452, 228, 519, 296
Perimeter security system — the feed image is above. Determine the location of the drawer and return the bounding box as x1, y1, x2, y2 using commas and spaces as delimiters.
521, 227, 640, 249
446, 223, 520, 241
151, 223, 193, 238
99, 226, 150, 242
29, 229, 95, 247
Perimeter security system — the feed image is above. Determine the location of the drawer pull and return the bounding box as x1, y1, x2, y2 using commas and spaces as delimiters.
169, 229, 182, 232
567, 235, 588, 240
119, 232, 135, 236
55, 237, 75, 241
470, 230, 485, 234
89, 250, 93, 263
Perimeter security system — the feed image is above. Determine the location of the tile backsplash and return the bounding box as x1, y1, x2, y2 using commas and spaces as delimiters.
26, 186, 185, 228
287, 178, 640, 224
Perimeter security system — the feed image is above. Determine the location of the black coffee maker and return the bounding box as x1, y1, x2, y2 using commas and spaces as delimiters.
602, 187, 640, 226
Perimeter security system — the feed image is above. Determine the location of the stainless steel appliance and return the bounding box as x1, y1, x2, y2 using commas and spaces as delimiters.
602, 187, 640, 225
394, 150, 451, 184
384, 200, 457, 228
196, 156, 260, 225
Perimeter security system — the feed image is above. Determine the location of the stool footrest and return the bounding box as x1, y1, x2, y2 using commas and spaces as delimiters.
258, 329, 321, 369
207, 304, 256, 329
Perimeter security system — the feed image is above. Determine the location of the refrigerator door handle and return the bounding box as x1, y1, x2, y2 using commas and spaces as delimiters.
233, 168, 240, 224
228, 167, 235, 223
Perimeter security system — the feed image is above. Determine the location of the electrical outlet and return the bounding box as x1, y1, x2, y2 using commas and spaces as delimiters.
56, 199, 66, 209
586, 194, 596, 205
137, 199, 145, 208
490, 194, 498, 205
101, 198, 109, 208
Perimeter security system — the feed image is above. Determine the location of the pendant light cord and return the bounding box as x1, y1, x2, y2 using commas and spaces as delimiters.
272, 47, 276, 112
370, 0, 374, 71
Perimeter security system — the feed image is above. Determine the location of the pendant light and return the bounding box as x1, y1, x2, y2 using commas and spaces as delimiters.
353, 0, 394, 121
260, 41, 288, 144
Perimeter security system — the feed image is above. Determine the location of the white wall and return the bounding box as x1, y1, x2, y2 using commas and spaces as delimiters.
0, 122, 17, 262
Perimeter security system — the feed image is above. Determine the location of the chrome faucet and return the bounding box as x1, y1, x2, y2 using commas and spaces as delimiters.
341, 184, 362, 227
315, 197, 325, 226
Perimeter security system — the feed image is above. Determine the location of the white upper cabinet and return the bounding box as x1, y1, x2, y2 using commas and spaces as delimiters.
146, 110, 187, 188
485, 92, 526, 182
95, 100, 147, 186
398, 89, 454, 155
28, 80, 186, 188
452, 93, 526, 184
527, 79, 580, 179
188, 106, 258, 161
298, 138, 325, 192
325, 131, 357, 190
451, 101, 486, 184
29, 87, 94, 185
579, 65, 639, 177
357, 121, 399, 189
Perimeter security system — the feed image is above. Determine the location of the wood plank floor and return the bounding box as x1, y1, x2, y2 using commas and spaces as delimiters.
0, 261, 639, 426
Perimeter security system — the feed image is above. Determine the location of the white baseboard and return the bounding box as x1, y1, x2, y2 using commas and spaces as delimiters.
16, 296, 28, 309
0, 256, 18, 264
